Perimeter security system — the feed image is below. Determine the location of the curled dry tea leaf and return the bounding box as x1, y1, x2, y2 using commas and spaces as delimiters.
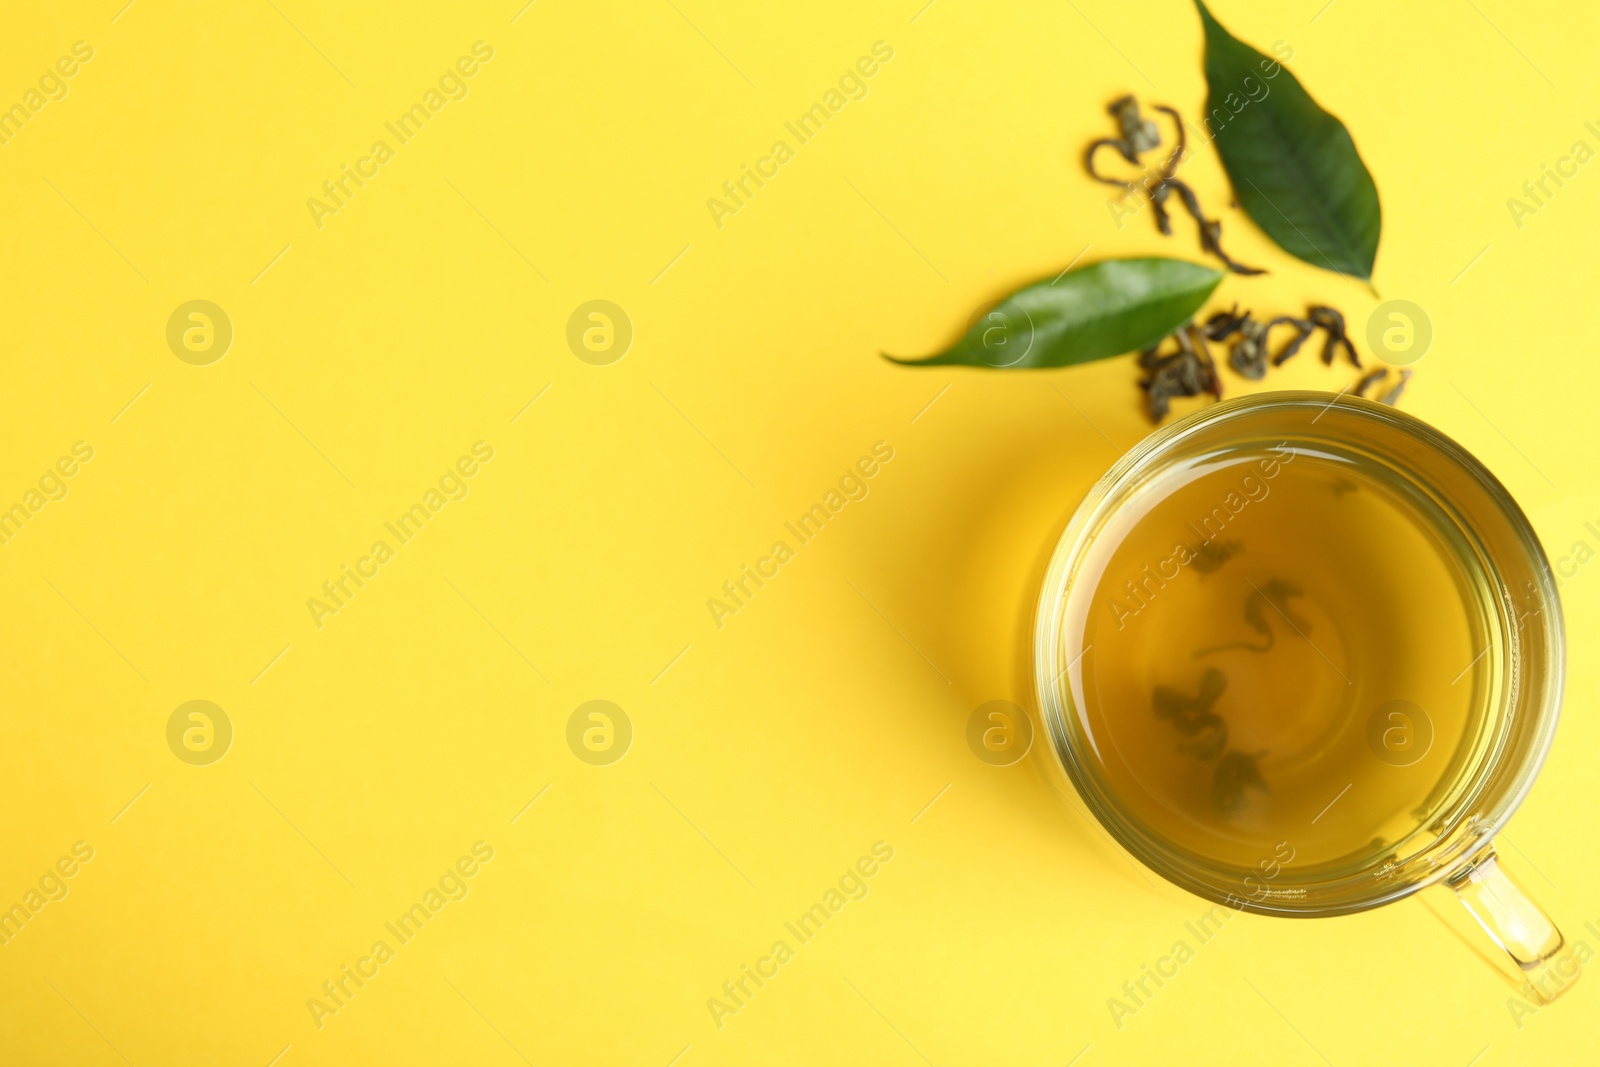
1087, 98, 1264, 275
1309, 306, 1359, 366
1226, 316, 1270, 379
1113, 95, 1162, 157
1203, 304, 1249, 341
1269, 306, 1359, 368
885, 257, 1223, 370
1195, 1, 1382, 281
1377, 368, 1413, 405
1268, 314, 1316, 366
1140, 324, 1223, 422
1349, 366, 1414, 405
1352, 367, 1388, 398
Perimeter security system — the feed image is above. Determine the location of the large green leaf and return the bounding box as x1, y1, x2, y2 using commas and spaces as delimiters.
886, 257, 1223, 369
1195, 0, 1381, 280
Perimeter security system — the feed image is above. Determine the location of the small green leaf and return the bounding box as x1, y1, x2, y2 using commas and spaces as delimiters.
1195, 0, 1381, 281
885, 257, 1223, 369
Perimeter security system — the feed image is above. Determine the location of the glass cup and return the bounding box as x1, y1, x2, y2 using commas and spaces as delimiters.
1034, 392, 1576, 1002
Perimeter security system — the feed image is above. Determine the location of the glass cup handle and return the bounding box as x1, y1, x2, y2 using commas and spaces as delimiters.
1448, 843, 1579, 1004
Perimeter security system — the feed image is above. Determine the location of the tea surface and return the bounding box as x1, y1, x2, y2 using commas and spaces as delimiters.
1064, 441, 1494, 875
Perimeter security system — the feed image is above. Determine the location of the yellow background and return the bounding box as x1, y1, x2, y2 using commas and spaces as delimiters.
2, 0, 1596, 1063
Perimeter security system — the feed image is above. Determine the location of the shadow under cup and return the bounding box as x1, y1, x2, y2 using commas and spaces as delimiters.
1036, 393, 1573, 995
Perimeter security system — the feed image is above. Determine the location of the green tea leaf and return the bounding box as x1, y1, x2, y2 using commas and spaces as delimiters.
1195, 1, 1381, 280
885, 257, 1223, 369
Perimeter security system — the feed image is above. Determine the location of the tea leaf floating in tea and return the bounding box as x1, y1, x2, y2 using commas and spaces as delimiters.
1153, 668, 1228, 731
1196, 577, 1310, 656
1149, 670, 1274, 809
1075, 430, 1490, 847
1242, 596, 1272, 648
1195, 1, 1382, 281
1212, 750, 1269, 816
1190, 539, 1239, 574
1153, 668, 1230, 759
1259, 578, 1311, 632
884, 257, 1223, 369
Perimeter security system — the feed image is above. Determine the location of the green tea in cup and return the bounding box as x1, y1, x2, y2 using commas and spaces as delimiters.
1037, 393, 1575, 1001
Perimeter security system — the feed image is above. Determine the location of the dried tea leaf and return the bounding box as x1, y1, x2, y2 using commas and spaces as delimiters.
1142, 349, 1210, 421
1377, 368, 1413, 405
1269, 315, 1316, 366
1141, 325, 1222, 422
1352, 367, 1387, 398
1309, 306, 1359, 367
1087, 101, 1264, 274
1204, 304, 1248, 341
1111, 94, 1162, 154
1227, 316, 1269, 380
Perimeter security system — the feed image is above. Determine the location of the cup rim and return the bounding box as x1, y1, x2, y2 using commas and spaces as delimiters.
1033, 390, 1565, 916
